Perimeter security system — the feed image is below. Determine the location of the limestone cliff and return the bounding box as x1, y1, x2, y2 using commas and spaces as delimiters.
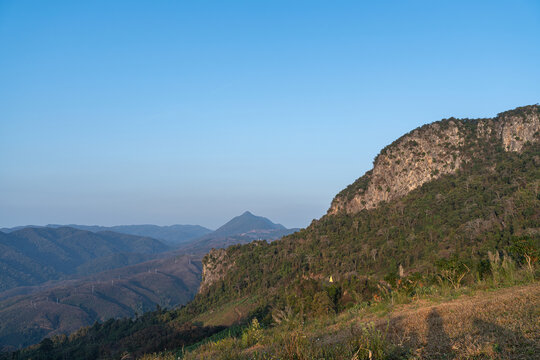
328, 105, 540, 215
198, 105, 540, 293
199, 248, 233, 293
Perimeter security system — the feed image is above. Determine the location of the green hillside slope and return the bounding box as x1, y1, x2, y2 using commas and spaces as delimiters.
190, 141, 539, 318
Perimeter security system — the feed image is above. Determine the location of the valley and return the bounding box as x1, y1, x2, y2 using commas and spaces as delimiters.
0, 213, 298, 350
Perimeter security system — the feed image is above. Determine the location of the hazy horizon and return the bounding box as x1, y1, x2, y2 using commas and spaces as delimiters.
0, 209, 296, 232
2, 1, 539, 229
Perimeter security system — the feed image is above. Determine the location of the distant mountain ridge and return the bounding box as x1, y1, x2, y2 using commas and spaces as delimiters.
1, 224, 212, 246
0, 227, 170, 292
179, 211, 299, 255
0, 212, 298, 350
211, 211, 286, 237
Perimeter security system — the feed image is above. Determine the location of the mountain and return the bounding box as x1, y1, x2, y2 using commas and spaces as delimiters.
1, 224, 212, 246
329, 105, 540, 215
0, 254, 201, 351
211, 211, 286, 237
0, 227, 171, 292
0, 213, 294, 350
178, 211, 299, 255
196, 105, 540, 302
4, 105, 539, 359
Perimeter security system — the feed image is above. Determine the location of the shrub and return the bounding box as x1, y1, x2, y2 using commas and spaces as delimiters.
241, 318, 263, 348
509, 235, 539, 272
349, 322, 390, 360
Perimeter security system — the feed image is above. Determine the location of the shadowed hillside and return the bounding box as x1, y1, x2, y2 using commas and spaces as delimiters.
1, 224, 213, 246
0, 227, 171, 292
0, 254, 202, 351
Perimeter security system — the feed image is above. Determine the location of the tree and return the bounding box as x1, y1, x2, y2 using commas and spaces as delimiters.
37, 338, 53, 360
510, 236, 539, 272
313, 291, 334, 316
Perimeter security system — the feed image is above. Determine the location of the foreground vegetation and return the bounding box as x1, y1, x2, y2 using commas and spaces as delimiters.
146, 264, 540, 360
9, 246, 537, 360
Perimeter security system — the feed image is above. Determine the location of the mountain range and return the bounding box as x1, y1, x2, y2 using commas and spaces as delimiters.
0, 212, 298, 350
0, 227, 171, 292
178, 211, 299, 255
1, 224, 212, 246
0, 255, 201, 350
4, 105, 536, 359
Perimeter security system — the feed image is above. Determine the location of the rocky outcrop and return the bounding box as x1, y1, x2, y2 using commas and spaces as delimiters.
199, 248, 233, 293
197, 106, 540, 294
329, 105, 540, 215
491, 106, 540, 152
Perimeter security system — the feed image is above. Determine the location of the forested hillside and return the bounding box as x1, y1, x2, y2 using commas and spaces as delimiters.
0, 225, 212, 247
191, 105, 539, 316
0, 227, 171, 292
0, 255, 202, 351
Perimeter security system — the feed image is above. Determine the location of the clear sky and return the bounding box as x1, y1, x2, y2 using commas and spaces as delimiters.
1, 1, 539, 229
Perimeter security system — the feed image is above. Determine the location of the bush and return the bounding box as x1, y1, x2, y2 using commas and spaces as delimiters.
349, 322, 390, 360
509, 235, 539, 272
241, 318, 263, 348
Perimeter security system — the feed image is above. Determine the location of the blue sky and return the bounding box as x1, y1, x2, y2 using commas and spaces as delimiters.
1, 1, 539, 229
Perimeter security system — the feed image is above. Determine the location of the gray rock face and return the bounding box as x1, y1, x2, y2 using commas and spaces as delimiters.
199, 248, 232, 293
495, 109, 540, 152
329, 105, 540, 215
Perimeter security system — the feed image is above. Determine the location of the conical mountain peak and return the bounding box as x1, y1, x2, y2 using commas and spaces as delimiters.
211, 211, 285, 237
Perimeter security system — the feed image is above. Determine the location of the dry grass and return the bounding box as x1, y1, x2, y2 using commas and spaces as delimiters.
379, 283, 540, 359
192, 296, 258, 327
313, 282, 540, 359
175, 282, 540, 360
